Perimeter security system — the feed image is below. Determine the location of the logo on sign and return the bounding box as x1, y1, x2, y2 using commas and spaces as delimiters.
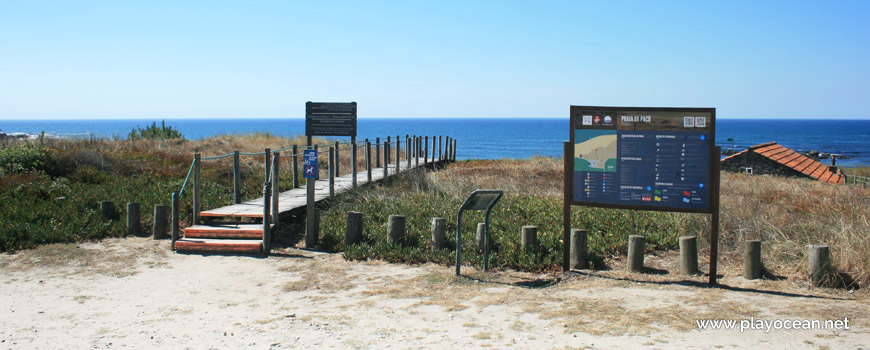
582, 115, 593, 125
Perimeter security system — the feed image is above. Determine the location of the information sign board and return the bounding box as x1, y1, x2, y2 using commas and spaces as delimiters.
303, 149, 318, 179
570, 106, 715, 213
305, 101, 357, 137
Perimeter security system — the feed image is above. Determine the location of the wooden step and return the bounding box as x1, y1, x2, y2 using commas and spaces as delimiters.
183, 223, 266, 239
174, 238, 263, 254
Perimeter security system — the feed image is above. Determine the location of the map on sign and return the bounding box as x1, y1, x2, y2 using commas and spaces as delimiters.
574, 130, 617, 172
570, 106, 715, 212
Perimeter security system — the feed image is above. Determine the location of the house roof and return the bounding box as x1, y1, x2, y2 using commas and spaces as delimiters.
722, 142, 845, 184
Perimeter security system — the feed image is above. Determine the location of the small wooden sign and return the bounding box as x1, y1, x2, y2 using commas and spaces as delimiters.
305, 101, 357, 137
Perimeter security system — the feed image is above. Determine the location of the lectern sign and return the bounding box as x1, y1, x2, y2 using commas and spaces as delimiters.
305, 101, 357, 137
570, 106, 715, 213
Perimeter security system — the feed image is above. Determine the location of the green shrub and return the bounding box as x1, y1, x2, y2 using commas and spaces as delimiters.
0, 143, 48, 175
128, 121, 184, 140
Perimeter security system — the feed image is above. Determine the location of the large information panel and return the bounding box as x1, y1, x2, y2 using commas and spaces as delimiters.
305, 101, 357, 137
570, 106, 715, 213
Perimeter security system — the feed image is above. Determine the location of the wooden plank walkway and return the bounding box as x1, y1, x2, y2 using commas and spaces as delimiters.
200, 156, 433, 219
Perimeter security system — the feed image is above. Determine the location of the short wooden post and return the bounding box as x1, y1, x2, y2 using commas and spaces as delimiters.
521, 225, 537, 251
193, 153, 201, 224
292, 145, 299, 189
126, 202, 141, 236
328, 147, 335, 197
262, 181, 271, 253
346, 211, 363, 245
570, 229, 588, 269
415, 136, 420, 167
406, 135, 411, 168
679, 236, 699, 275
366, 140, 372, 183
233, 151, 241, 204
395, 136, 401, 173
375, 137, 381, 168
627, 235, 645, 272
424, 136, 429, 164
452, 139, 457, 161
352, 141, 358, 187
808, 244, 831, 286
432, 135, 437, 161
271, 152, 279, 225
431, 217, 446, 250
171, 192, 179, 249
100, 200, 117, 220
475, 223, 486, 252
388, 215, 406, 244
334, 141, 340, 176
153, 204, 168, 239
744, 240, 762, 280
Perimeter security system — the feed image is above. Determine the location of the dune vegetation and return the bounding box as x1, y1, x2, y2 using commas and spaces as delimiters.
1, 133, 867, 287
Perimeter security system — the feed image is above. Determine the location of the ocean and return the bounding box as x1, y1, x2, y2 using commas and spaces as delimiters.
2, 118, 868, 167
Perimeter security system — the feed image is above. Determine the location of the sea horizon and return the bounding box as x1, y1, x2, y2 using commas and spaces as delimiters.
3, 118, 869, 167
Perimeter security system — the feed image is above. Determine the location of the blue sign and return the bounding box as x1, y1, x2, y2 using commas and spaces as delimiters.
303, 149, 318, 179
571, 106, 715, 213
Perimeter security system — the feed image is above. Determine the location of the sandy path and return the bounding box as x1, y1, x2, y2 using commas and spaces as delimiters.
1, 238, 867, 349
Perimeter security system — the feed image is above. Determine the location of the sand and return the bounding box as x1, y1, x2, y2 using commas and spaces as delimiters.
1, 237, 867, 349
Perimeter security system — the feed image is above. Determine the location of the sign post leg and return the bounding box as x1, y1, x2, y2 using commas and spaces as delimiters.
563, 141, 572, 273
709, 146, 722, 285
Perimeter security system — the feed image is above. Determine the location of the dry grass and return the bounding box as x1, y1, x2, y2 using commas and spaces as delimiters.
280, 257, 354, 293
430, 160, 870, 287
0, 237, 167, 278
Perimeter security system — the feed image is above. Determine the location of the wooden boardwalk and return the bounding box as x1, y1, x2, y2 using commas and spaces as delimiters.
200, 157, 429, 218
174, 155, 445, 254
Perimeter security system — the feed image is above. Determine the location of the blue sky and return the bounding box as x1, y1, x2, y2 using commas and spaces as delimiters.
1, 1, 867, 119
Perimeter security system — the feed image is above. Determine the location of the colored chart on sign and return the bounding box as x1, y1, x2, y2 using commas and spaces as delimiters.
571, 107, 714, 212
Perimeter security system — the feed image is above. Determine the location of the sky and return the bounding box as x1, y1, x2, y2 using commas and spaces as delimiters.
0, 1, 868, 119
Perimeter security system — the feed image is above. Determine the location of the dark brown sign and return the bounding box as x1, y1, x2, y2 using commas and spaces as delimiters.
305, 102, 357, 137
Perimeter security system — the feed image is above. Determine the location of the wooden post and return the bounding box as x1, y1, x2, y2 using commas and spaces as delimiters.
396, 136, 401, 173
628, 235, 645, 272
475, 223, 486, 252
424, 136, 429, 164
264, 148, 271, 184
314, 145, 319, 180
562, 142, 572, 272
328, 147, 335, 197
126, 202, 141, 236
438, 136, 443, 161
346, 211, 363, 245
272, 152, 279, 226
680, 236, 699, 275
100, 201, 116, 220
431, 217, 446, 250
570, 229, 588, 270
292, 145, 299, 189
521, 225, 537, 251
153, 204, 168, 239
171, 192, 179, 250
808, 244, 831, 286
352, 139, 358, 187
452, 139, 457, 161
388, 215, 406, 245
306, 136, 317, 248
744, 240, 762, 280
709, 146, 722, 285
375, 137, 381, 168
366, 140, 372, 183
193, 153, 201, 225
432, 135, 437, 162
383, 140, 389, 178
262, 181, 271, 254
233, 151, 241, 204
334, 141, 340, 176
406, 135, 411, 168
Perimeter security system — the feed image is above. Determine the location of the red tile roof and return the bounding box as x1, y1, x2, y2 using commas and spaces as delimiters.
722, 142, 845, 184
